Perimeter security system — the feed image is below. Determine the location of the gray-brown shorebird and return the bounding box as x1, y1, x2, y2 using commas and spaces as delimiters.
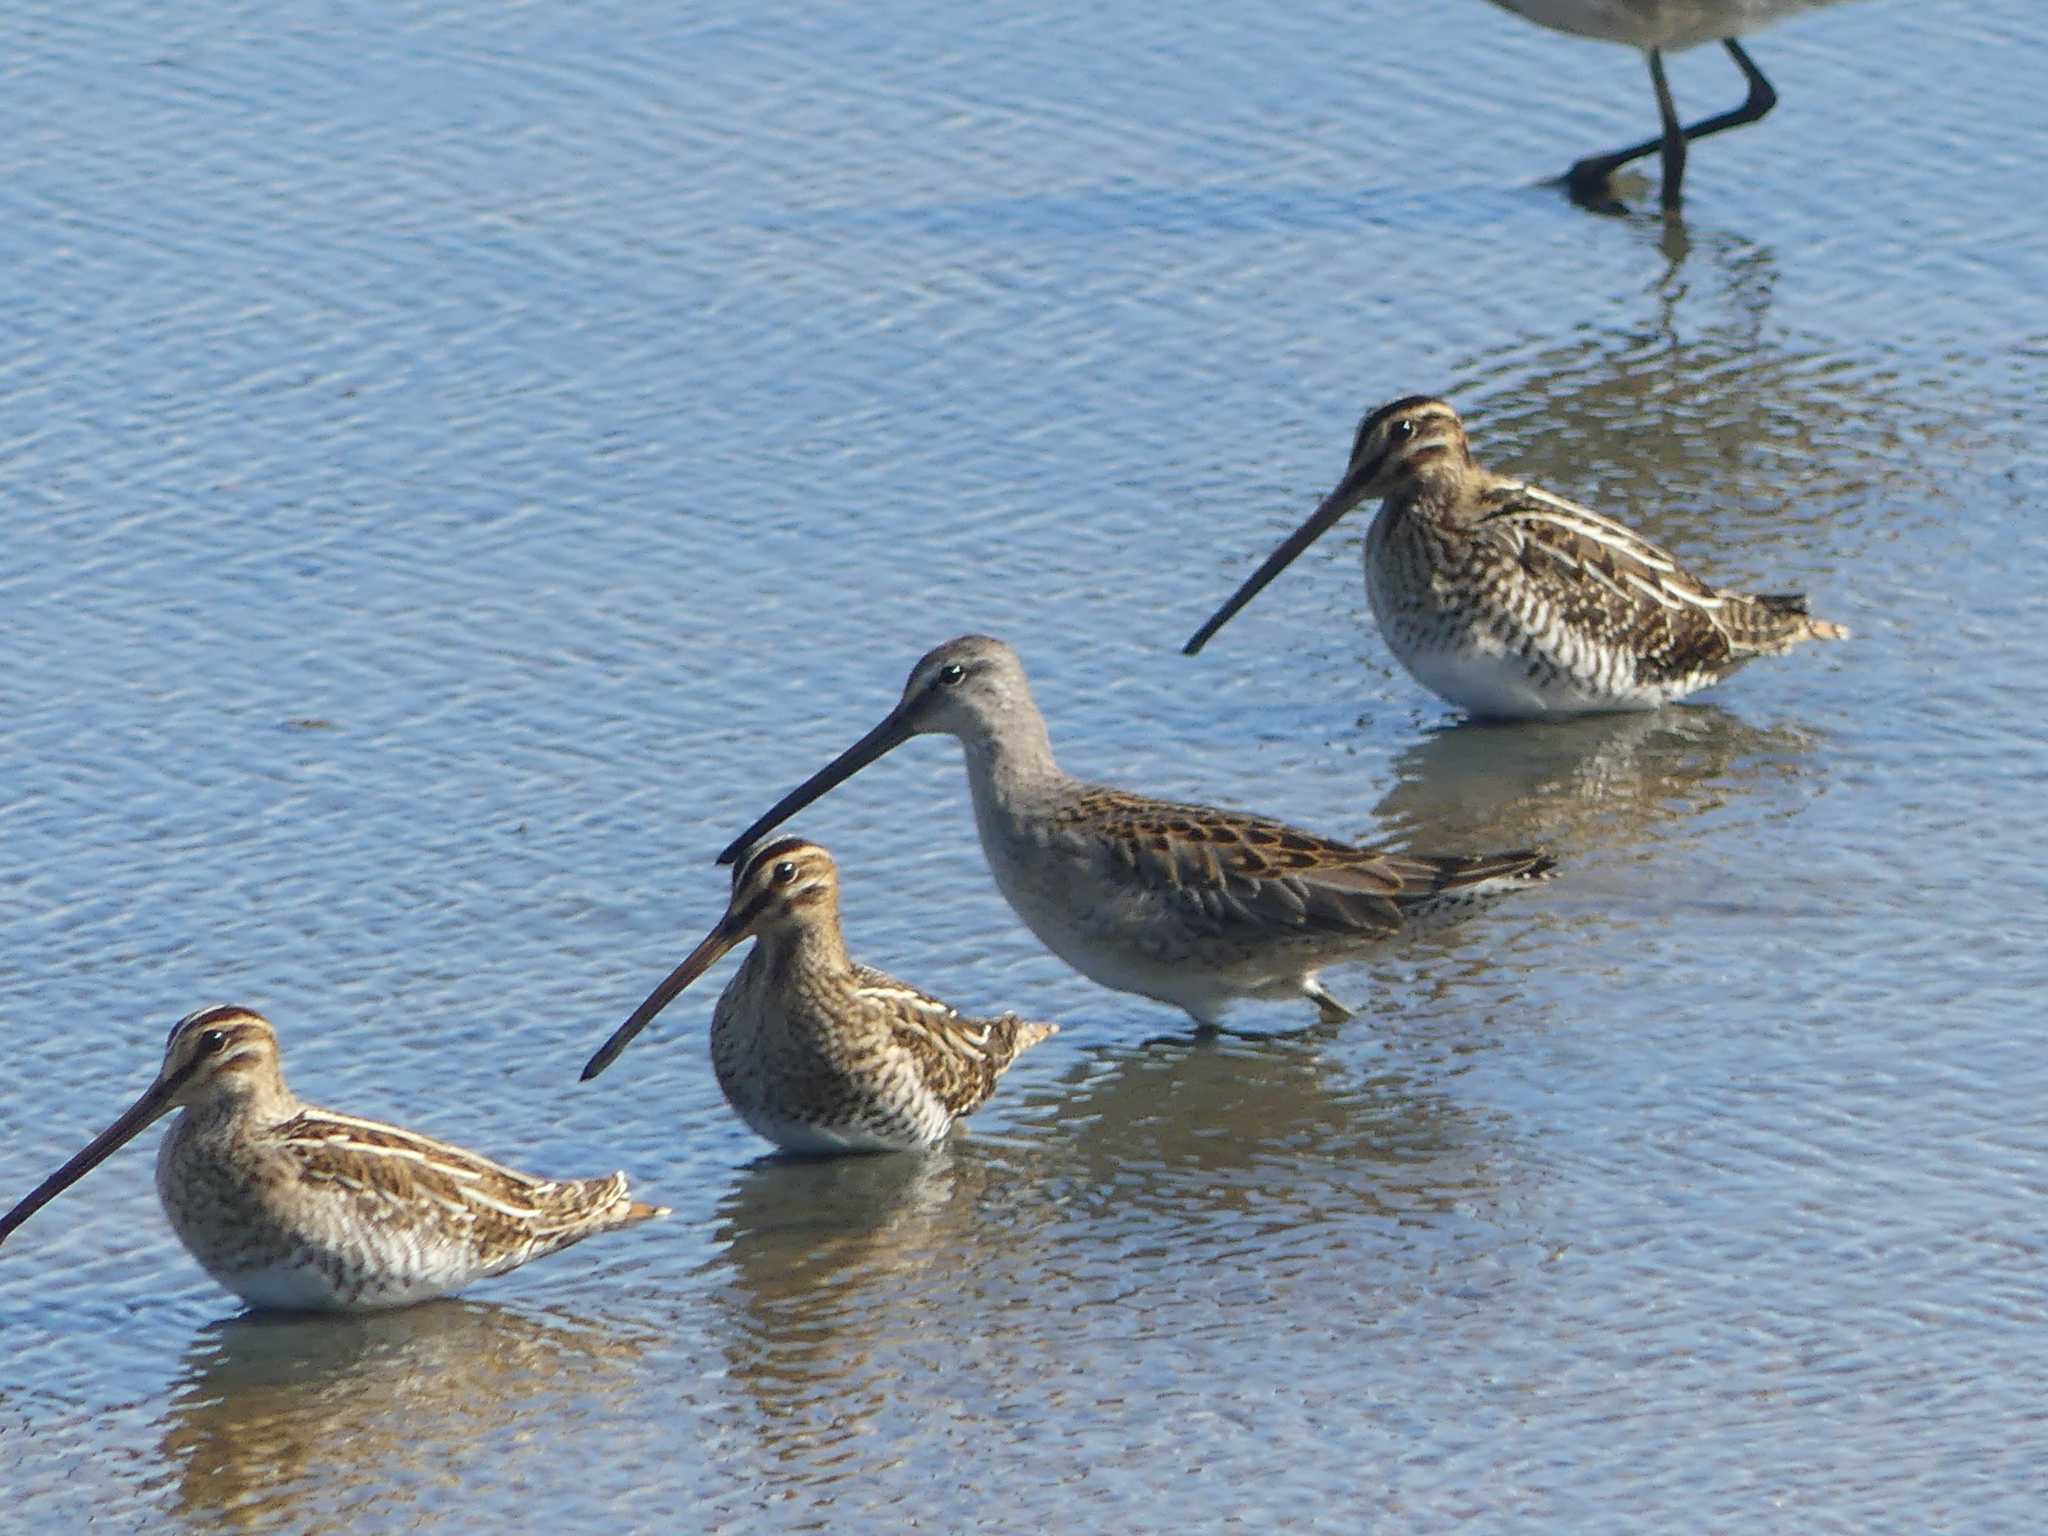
715, 636, 1557, 1029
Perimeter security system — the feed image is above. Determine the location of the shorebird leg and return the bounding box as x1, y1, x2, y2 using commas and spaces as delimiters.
1562, 39, 1778, 211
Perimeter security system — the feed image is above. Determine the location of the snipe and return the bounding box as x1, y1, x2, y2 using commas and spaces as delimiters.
583, 836, 1055, 1153
0, 1005, 664, 1312
1184, 395, 1847, 719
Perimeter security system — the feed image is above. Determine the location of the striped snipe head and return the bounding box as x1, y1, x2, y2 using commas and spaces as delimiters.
155, 1004, 285, 1103
722, 834, 841, 932
1342, 395, 1472, 493
582, 836, 844, 1081
1184, 395, 1474, 654
0, 1004, 286, 1247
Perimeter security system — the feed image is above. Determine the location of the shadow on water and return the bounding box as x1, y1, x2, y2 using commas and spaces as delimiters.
999, 1032, 1505, 1227
157, 1303, 657, 1535
701, 1032, 1513, 1477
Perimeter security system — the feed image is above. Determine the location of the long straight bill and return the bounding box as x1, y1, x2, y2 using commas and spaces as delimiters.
0, 1071, 186, 1245
581, 916, 752, 1082
714, 706, 915, 866
1182, 462, 1378, 655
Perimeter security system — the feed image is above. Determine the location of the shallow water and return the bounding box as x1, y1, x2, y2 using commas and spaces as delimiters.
2, 0, 2045, 1529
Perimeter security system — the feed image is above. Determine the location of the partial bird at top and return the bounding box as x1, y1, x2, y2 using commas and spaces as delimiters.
1184, 395, 1847, 719
1481, 0, 1855, 209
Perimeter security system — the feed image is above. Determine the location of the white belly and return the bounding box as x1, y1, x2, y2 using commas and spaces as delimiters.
1399, 633, 1670, 719
209, 1261, 458, 1313
1022, 904, 1228, 1018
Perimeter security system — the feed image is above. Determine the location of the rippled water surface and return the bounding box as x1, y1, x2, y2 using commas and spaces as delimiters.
3, 1, 2045, 1530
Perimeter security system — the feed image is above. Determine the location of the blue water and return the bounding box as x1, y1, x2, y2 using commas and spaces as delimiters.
2, 0, 2045, 1529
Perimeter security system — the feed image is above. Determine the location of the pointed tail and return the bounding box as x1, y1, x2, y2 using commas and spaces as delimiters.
579, 1170, 669, 1232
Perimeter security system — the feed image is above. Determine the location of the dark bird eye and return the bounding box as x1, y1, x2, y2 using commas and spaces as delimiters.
199, 1030, 229, 1054
937, 663, 966, 687
773, 861, 799, 885
1390, 419, 1415, 443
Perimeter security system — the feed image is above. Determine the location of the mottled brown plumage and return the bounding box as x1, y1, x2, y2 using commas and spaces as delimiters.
1186, 395, 1847, 718
265, 1112, 650, 1257
0, 1005, 664, 1312
1059, 786, 1554, 941
583, 838, 1055, 1153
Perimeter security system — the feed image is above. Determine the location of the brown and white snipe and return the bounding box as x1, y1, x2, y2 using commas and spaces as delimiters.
1185, 395, 1847, 719
715, 636, 1556, 1030
582, 836, 1055, 1154
0, 1005, 664, 1312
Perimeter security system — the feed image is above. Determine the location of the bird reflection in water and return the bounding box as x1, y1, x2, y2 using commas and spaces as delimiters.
158, 1303, 656, 1535
1368, 706, 1825, 875
1000, 1035, 1506, 1237
1445, 224, 1937, 576
705, 1035, 1515, 1488
709, 1150, 1000, 1460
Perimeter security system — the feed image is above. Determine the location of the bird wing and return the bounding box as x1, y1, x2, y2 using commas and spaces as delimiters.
273, 1109, 638, 1257
852, 965, 1055, 1114
1053, 787, 1417, 942
1480, 481, 1731, 611
1473, 481, 1753, 674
